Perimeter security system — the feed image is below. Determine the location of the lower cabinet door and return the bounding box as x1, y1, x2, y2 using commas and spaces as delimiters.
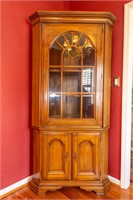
72, 133, 100, 181
41, 132, 71, 180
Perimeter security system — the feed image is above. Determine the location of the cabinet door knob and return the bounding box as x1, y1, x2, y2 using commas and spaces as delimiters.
74, 152, 77, 161
64, 152, 68, 161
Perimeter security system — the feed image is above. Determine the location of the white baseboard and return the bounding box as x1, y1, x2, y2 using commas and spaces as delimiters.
0, 174, 120, 197
108, 175, 121, 186
0, 175, 33, 197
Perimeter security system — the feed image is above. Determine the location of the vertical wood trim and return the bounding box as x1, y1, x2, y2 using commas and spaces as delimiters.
103, 24, 112, 128
121, 2, 133, 189
32, 23, 41, 126
33, 130, 41, 174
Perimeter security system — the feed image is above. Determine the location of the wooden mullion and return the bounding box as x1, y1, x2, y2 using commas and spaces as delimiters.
49, 65, 61, 68
80, 42, 83, 119
63, 65, 81, 68
75, 33, 83, 46
63, 70, 81, 73
62, 34, 69, 46
61, 92, 81, 96
80, 50, 83, 119
61, 65, 63, 118
49, 92, 61, 95
55, 40, 64, 50
71, 32, 74, 45
49, 69, 61, 72
82, 92, 95, 95
82, 65, 95, 68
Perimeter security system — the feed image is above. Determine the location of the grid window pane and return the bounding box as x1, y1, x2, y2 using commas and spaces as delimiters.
83, 95, 94, 118
63, 72, 81, 92
63, 96, 80, 118
82, 68, 94, 92
49, 95, 61, 118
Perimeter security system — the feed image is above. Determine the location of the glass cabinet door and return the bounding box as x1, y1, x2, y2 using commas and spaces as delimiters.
49, 31, 96, 119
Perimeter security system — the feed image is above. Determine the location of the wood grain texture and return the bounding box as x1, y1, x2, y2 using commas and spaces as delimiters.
31, 23, 41, 127
30, 11, 116, 195
42, 132, 71, 180
2, 183, 133, 199
131, 150, 133, 183
72, 133, 100, 181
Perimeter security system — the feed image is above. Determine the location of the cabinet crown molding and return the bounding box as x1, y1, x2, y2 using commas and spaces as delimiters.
29, 11, 117, 25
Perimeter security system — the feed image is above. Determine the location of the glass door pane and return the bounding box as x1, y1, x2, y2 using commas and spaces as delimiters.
49, 70, 61, 92
49, 42, 62, 65
49, 95, 61, 118
83, 47, 95, 66
63, 95, 80, 118
57, 35, 65, 47
82, 68, 94, 92
63, 47, 81, 66
82, 95, 94, 118
77, 35, 88, 47
49, 68, 61, 118
63, 71, 81, 92
64, 32, 72, 45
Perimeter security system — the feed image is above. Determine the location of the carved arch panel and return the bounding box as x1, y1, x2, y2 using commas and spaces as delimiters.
42, 133, 71, 180
73, 133, 100, 181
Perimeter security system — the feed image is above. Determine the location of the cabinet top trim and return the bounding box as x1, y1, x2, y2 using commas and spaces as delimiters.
29, 11, 116, 26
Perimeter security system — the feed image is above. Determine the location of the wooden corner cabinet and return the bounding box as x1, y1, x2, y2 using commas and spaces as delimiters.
29, 11, 116, 195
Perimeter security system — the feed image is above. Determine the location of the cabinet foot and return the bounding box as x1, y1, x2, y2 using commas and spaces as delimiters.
80, 178, 111, 196
29, 178, 62, 195
80, 187, 104, 196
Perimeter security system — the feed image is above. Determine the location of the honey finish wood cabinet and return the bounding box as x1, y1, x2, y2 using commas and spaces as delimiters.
29, 11, 116, 195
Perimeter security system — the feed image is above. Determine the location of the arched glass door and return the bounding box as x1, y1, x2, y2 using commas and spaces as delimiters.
49, 31, 96, 119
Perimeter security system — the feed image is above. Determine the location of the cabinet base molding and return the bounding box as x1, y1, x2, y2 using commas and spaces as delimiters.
30, 177, 111, 196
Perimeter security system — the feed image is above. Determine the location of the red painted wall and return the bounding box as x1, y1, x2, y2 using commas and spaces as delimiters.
70, 1, 129, 180
0, 0, 129, 189
1, 1, 70, 189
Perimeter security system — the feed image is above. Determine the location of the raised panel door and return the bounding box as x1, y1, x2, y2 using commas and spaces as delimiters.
41, 132, 71, 180
72, 133, 100, 180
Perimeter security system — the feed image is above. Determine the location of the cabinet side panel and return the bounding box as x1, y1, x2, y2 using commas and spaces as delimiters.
103, 24, 112, 128
100, 130, 108, 181
32, 23, 41, 127
33, 130, 40, 174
